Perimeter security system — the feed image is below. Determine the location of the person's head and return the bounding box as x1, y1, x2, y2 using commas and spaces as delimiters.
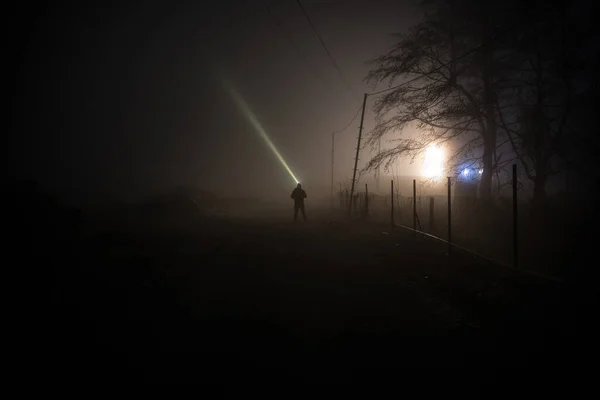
297, 183, 302, 188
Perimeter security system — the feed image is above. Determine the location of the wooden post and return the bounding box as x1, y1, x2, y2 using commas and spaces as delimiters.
447, 177, 452, 255
349, 92, 368, 217
396, 188, 401, 222
391, 180, 394, 231
365, 183, 369, 217
331, 132, 334, 210
413, 179, 417, 236
429, 197, 435, 232
512, 164, 518, 269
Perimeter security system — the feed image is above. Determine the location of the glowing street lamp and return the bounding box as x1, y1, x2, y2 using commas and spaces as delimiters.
422, 144, 445, 178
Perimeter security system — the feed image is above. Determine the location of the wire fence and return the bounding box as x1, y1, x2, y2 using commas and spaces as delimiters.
337, 165, 564, 283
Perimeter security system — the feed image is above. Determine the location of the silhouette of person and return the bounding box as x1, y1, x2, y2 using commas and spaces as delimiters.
291, 183, 307, 221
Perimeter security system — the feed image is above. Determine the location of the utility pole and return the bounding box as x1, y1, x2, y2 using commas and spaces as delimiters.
331, 131, 335, 210
349, 92, 368, 216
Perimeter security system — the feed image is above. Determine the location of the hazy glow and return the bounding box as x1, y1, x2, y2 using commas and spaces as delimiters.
422, 144, 445, 178
220, 78, 299, 184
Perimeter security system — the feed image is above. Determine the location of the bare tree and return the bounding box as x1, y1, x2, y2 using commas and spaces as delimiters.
495, 0, 596, 206
363, 0, 520, 200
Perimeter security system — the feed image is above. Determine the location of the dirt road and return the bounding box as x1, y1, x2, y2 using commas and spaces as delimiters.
35, 209, 577, 381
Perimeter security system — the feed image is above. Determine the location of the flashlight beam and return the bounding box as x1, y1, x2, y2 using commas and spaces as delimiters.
221, 79, 299, 184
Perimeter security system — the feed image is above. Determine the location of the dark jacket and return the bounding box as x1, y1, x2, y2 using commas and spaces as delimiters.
291, 188, 307, 205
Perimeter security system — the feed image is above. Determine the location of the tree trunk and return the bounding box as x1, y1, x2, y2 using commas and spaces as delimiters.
479, 21, 497, 201
526, 171, 548, 266
479, 141, 494, 199
533, 173, 547, 204
532, 171, 547, 218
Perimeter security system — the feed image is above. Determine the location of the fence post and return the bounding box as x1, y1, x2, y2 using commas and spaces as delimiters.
429, 197, 435, 232
365, 183, 369, 217
391, 180, 394, 231
447, 177, 452, 255
397, 189, 401, 221
413, 179, 417, 237
512, 164, 519, 269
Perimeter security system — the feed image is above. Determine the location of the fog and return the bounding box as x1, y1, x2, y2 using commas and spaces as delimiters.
9, 0, 600, 381
10, 1, 421, 206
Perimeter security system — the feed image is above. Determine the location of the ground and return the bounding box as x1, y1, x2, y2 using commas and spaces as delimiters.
20, 203, 593, 382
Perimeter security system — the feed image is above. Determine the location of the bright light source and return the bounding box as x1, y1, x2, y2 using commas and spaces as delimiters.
462, 168, 470, 176
219, 77, 299, 185
422, 144, 445, 178
478, 169, 483, 175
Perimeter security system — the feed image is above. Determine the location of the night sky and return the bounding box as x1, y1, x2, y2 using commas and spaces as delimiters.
10, 1, 422, 205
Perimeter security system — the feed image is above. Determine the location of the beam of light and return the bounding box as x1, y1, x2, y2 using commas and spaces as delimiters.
422, 144, 445, 178
219, 77, 300, 185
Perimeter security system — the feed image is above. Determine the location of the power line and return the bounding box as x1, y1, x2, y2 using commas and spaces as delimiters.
295, 0, 356, 94
266, 3, 362, 133
265, 4, 328, 85
334, 103, 363, 134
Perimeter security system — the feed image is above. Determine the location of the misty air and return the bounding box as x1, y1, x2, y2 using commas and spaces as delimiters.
9, 0, 599, 382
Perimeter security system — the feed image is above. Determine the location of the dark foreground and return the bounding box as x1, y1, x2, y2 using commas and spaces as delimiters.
17, 203, 598, 382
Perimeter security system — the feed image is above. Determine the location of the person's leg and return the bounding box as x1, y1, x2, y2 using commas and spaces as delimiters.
301, 204, 307, 221
294, 205, 298, 221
